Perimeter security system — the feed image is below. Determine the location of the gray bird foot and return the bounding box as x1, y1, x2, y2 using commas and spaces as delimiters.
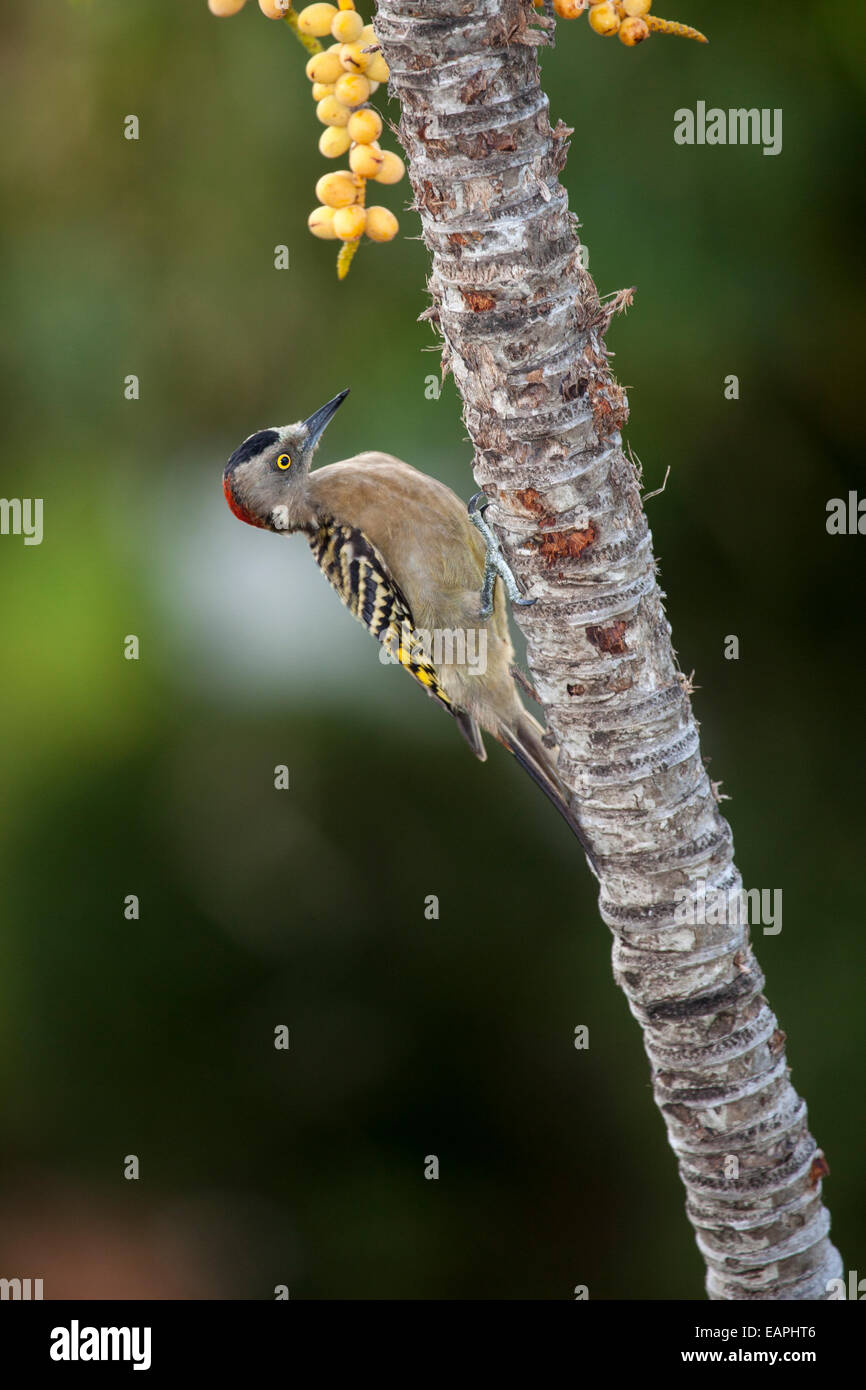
468, 492, 537, 619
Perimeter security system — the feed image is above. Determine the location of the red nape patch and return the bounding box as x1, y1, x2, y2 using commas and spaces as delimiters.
223, 476, 265, 529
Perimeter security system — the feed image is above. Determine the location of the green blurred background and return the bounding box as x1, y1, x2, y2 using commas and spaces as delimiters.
0, 0, 862, 1299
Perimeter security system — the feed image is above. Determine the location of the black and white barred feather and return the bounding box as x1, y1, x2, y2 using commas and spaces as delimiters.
308, 520, 454, 711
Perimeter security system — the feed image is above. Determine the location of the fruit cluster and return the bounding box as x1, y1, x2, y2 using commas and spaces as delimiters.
540, 0, 708, 46
299, 3, 404, 276
207, 1, 406, 278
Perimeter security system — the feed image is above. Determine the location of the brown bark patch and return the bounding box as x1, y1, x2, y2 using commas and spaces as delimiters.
434, 129, 519, 159
447, 231, 483, 250
588, 377, 629, 439
550, 119, 573, 172
416, 181, 451, 214
513, 486, 556, 527
808, 1153, 831, 1188
460, 69, 491, 104
531, 522, 597, 565
478, 129, 518, 154
608, 672, 634, 693
567, 683, 586, 697
516, 382, 549, 410
461, 290, 497, 311
586, 620, 628, 655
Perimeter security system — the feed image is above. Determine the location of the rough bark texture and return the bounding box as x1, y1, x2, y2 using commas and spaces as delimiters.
373, 0, 842, 1300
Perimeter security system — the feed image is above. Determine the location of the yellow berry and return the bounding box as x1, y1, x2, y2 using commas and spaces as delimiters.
316, 95, 351, 126
588, 4, 620, 36
208, 0, 247, 14
623, 0, 651, 13
339, 41, 371, 73
334, 72, 370, 107
306, 51, 343, 84
364, 53, 390, 84
347, 108, 383, 144
365, 206, 399, 243
297, 3, 338, 36
349, 143, 385, 178
258, 0, 290, 16
319, 124, 352, 157
331, 9, 363, 42
312, 82, 335, 101
373, 150, 404, 185
308, 205, 338, 240
619, 15, 649, 43
315, 169, 358, 208
553, 0, 584, 17
333, 205, 366, 240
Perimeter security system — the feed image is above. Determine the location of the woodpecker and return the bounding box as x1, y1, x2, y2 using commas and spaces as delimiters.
223, 390, 596, 873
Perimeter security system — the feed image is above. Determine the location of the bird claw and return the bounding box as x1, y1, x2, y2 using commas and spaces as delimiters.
467, 491, 489, 518
467, 492, 535, 615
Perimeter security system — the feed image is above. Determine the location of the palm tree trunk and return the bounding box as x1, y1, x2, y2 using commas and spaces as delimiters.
373, 0, 842, 1299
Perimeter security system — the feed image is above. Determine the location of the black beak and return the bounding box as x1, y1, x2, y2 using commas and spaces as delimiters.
302, 388, 349, 452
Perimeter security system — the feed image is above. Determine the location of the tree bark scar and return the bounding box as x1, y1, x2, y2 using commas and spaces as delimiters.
425, 130, 518, 158
585, 620, 628, 655
588, 376, 629, 439
460, 69, 492, 104
461, 290, 497, 311
513, 487, 556, 526
531, 522, 597, 565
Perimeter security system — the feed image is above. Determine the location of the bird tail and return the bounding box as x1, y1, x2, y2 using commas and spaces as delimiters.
499, 711, 599, 877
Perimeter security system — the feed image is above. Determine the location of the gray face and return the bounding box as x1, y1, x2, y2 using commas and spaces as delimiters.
223, 423, 311, 532
223, 390, 349, 533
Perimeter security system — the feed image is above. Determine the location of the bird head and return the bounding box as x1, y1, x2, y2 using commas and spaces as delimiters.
223, 388, 349, 533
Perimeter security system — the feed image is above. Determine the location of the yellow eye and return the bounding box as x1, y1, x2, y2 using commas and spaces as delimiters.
276, 453, 291, 470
